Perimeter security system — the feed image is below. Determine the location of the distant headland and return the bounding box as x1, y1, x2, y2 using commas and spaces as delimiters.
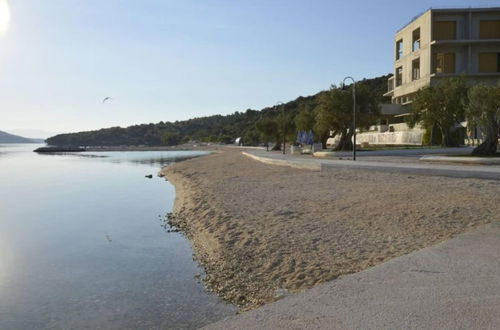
0, 130, 44, 144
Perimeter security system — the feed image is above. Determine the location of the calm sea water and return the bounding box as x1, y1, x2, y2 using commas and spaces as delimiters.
0, 144, 236, 329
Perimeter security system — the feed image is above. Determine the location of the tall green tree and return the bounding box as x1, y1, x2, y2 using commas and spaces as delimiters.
243, 130, 260, 146
277, 111, 296, 144
466, 85, 500, 155
295, 108, 315, 132
313, 101, 335, 149
407, 77, 468, 147
256, 118, 279, 151
314, 84, 379, 151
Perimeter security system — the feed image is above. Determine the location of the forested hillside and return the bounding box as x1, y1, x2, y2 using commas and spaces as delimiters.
47, 74, 391, 146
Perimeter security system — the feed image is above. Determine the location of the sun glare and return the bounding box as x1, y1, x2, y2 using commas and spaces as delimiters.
0, 0, 11, 37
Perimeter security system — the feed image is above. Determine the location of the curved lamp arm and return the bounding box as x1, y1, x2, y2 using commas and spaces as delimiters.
342, 76, 357, 161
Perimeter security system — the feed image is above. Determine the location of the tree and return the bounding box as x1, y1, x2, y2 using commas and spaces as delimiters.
407, 77, 468, 147
243, 130, 260, 146
466, 85, 500, 155
277, 111, 296, 146
218, 135, 233, 144
161, 132, 180, 146
256, 118, 279, 151
313, 101, 334, 149
295, 108, 315, 132
314, 84, 380, 151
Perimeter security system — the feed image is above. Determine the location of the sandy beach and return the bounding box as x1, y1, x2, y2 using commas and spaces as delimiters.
161, 148, 500, 310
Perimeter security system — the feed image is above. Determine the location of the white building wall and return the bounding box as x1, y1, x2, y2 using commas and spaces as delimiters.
355, 131, 424, 146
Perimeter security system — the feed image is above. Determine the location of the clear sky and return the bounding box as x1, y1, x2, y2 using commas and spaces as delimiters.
1, 0, 499, 137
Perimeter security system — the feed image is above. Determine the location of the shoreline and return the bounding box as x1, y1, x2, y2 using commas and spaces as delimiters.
83, 144, 234, 152
86, 145, 200, 152
160, 149, 500, 310
162, 156, 271, 309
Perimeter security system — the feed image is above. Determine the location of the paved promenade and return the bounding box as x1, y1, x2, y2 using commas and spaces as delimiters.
204, 223, 500, 329
243, 149, 500, 180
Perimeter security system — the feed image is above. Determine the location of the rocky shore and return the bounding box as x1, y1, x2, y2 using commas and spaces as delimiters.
161, 148, 500, 310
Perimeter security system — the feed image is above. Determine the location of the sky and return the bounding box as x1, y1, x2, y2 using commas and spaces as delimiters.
1, 0, 499, 137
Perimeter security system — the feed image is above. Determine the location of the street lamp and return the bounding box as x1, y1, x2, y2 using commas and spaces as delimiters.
276, 101, 285, 155
341, 76, 357, 161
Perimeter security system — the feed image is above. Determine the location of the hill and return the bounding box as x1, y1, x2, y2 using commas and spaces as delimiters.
46, 74, 391, 147
0, 130, 40, 143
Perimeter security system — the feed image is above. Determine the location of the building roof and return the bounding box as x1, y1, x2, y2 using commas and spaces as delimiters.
396, 6, 500, 33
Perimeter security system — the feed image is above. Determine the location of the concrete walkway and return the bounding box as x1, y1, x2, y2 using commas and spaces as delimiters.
421, 155, 500, 165
243, 149, 500, 180
203, 223, 500, 329
314, 146, 474, 158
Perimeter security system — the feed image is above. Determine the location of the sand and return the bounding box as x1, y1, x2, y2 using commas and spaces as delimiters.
161, 148, 500, 310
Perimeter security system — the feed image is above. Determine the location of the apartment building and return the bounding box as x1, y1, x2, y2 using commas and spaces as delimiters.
354, 7, 500, 146
385, 7, 500, 105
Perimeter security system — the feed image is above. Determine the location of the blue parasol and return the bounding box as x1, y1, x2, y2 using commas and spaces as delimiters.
305, 130, 314, 145
296, 131, 303, 144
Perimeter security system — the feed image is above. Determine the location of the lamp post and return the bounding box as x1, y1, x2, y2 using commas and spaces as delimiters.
276, 101, 285, 154
342, 76, 357, 161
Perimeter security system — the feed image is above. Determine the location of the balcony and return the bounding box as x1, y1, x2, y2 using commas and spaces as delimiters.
384, 76, 395, 97
431, 39, 500, 46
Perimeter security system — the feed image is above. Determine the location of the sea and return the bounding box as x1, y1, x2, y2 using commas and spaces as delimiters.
0, 144, 236, 329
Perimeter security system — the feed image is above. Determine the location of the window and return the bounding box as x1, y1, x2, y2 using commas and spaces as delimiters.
478, 53, 500, 73
412, 58, 420, 80
479, 21, 500, 39
433, 21, 456, 40
433, 53, 455, 73
396, 39, 403, 60
412, 28, 421, 51
396, 66, 403, 86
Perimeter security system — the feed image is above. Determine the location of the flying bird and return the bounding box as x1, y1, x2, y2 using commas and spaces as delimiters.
105, 233, 112, 243
102, 97, 112, 104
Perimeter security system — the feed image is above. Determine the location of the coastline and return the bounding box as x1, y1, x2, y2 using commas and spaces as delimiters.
161, 148, 500, 310
162, 154, 273, 309
83, 144, 225, 152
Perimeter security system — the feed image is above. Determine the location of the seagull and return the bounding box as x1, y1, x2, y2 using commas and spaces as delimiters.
105, 233, 112, 243
102, 97, 112, 104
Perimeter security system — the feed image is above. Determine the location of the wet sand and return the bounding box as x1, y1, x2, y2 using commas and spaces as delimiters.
161, 149, 500, 310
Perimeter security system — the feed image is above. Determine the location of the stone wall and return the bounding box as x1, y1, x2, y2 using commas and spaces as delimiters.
355, 131, 423, 145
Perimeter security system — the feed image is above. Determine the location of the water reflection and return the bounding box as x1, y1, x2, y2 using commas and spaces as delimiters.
0, 144, 235, 329
35, 150, 208, 166
36, 152, 108, 158
128, 155, 205, 166
83, 150, 208, 167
